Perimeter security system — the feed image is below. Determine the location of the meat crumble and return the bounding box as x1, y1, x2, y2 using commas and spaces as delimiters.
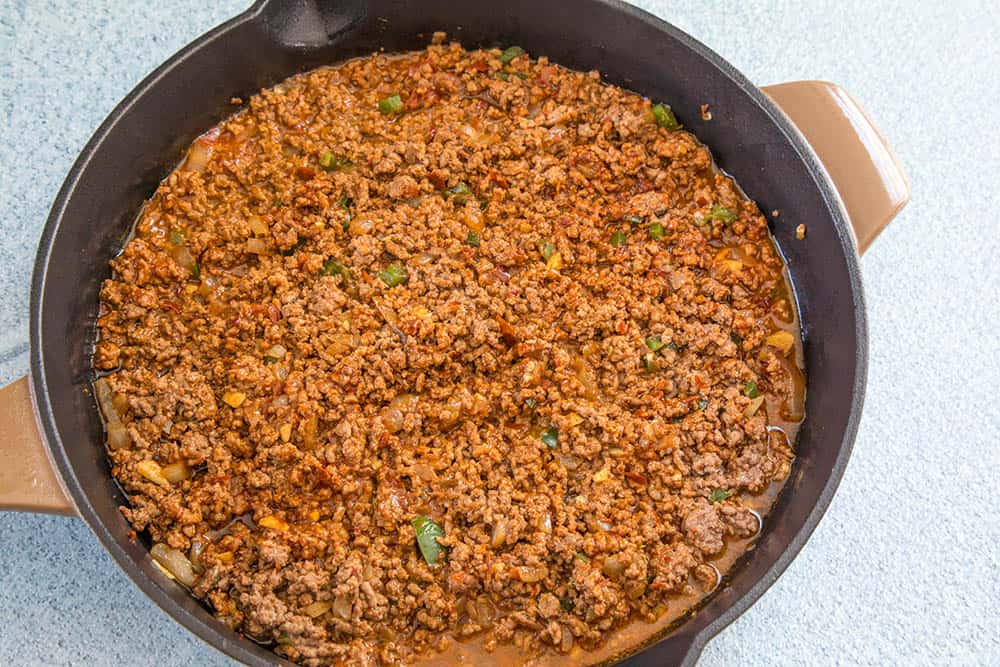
93, 42, 805, 665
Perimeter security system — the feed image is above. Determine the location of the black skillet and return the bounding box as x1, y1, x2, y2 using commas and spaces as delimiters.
0, 0, 908, 664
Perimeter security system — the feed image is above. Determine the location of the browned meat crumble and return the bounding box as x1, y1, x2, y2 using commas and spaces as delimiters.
93, 42, 805, 666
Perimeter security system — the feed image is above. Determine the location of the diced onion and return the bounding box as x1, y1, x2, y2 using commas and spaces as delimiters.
151, 543, 197, 587
248, 215, 268, 236
765, 330, 795, 356
326, 333, 359, 355
560, 624, 575, 652
348, 218, 374, 235
602, 555, 625, 579
625, 580, 647, 600
546, 252, 563, 271
463, 206, 485, 232
491, 519, 508, 549
189, 540, 205, 573
381, 394, 418, 433
183, 137, 214, 173
246, 238, 267, 254
332, 594, 353, 620
111, 391, 128, 415
264, 344, 287, 361
95, 378, 132, 449
136, 460, 170, 487
470, 595, 496, 625
405, 466, 435, 487
169, 244, 196, 271
301, 414, 318, 449
198, 275, 219, 300
259, 515, 289, 531
162, 461, 191, 484
303, 601, 331, 618
222, 391, 246, 408
772, 353, 806, 421
94, 378, 116, 419
107, 423, 131, 450
745, 395, 765, 417
515, 565, 548, 583
438, 395, 463, 427
557, 453, 580, 470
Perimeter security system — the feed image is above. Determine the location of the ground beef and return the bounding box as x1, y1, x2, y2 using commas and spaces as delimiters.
94, 42, 805, 665
681, 500, 726, 555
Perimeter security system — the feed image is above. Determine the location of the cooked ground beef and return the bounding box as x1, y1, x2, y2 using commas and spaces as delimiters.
93, 41, 805, 666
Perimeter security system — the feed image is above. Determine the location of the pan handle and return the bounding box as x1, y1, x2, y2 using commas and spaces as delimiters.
761, 80, 910, 254
0, 377, 74, 515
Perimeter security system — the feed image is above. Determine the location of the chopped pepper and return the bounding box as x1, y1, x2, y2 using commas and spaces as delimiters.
412, 516, 446, 565
378, 263, 409, 288
499, 46, 525, 64
652, 103, 681, 130
378, 94, 403, 114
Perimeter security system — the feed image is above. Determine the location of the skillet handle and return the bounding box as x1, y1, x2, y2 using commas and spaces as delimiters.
0, 377, 74, 515
761, 80, 910, 254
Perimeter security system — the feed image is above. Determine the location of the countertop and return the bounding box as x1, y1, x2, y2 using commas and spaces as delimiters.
1, 1, 997, 665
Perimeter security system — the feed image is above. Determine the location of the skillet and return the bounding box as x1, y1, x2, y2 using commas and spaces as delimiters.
0, 0, 909, 664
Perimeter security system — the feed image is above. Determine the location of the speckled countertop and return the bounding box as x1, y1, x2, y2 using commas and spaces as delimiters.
1, 1, 997, 665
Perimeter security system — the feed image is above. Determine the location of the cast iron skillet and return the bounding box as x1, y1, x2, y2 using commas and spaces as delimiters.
0, 0, 909, 664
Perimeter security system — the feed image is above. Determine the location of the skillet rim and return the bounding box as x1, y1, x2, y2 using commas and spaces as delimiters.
28, 1, 867, 664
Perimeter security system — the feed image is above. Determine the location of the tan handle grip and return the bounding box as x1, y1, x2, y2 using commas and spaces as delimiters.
0, 377, 74, 514
761, 80, 910, 254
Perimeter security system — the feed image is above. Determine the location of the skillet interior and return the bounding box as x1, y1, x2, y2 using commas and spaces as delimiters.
29, 1, 865, 665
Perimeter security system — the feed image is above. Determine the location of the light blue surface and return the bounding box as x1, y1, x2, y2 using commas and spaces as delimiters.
1, 1, 997, 665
